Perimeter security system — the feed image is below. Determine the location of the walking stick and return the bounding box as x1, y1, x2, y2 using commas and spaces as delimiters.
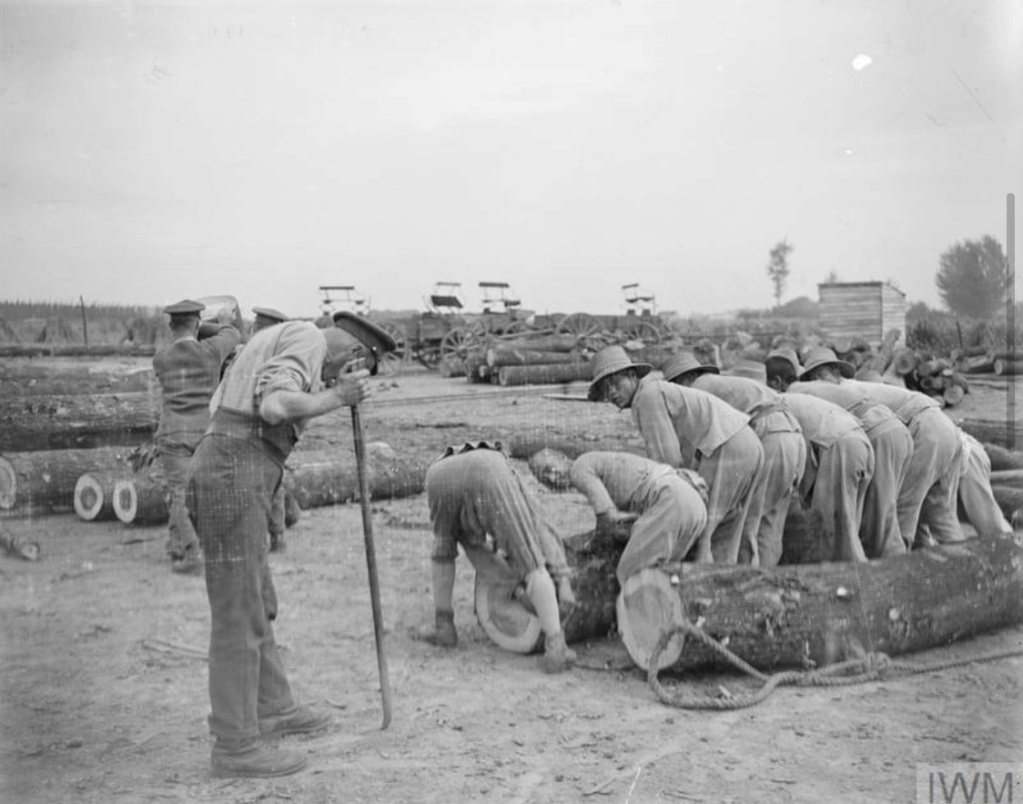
351, 404, 393, 729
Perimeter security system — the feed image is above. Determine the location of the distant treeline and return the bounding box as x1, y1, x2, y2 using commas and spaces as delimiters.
0, 300, 158, 321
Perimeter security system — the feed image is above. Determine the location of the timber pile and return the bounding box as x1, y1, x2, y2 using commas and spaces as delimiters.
828, 329, 973, 409
0, 392, 159, 452
0, 447, 135, 514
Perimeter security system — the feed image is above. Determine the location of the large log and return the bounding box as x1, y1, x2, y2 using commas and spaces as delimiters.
0, 344, 158, 358
288, 457, 432, 509
984, 443, 1023, 472
0, 393, 159, 452
0, 370, 155, 398
489, 334, 582, 353
474, 526, 1023, 673
956, 418, 1023, 451
0, 447, 136, 513
486, 348, 584, 368
993, 358, 1023, 376
497, 363, 593, 387
992, 486, 1023, 520
617, 533, 1023, 673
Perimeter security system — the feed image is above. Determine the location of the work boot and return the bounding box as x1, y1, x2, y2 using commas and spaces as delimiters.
211, 740, 307, 778
171, 550, 203, 575
556, 576, 577, 618
538, 632, 577, 674
269, 531, 286, 553
259, 705, 331, 739
426, 608, 458, 648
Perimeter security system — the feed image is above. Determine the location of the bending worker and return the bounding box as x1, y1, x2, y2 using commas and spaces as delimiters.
186, 312, 394, 779
662, 352, 805, 568
423, 441, 577, 674
570, 451, 708, 584
794, 347, 964, 550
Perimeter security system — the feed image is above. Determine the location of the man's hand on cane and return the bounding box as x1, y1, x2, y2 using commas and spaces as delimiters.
327, 358, 371, 407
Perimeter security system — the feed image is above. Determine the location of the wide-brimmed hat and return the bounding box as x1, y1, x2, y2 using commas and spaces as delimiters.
662, 352, 719, 383
330, 311, 398, 376
765, 347, 802, 380
799, 346, 854, 380
587, 346, 652, 401
726, 359, 766, 384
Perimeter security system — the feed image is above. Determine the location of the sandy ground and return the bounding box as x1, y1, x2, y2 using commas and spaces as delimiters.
1, 363, 1021, 804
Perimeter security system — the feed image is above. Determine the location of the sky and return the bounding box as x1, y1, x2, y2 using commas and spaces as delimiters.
1, 0, 1020, 320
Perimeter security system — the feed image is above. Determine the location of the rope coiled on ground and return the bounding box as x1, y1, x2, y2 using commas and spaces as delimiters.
647, 619, 1023, 710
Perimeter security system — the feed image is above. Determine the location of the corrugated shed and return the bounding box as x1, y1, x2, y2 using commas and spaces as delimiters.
817, 282, 907, 349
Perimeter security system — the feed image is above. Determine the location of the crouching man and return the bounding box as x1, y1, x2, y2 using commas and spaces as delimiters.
569, 451, 708, 584
423, 441, 577, 674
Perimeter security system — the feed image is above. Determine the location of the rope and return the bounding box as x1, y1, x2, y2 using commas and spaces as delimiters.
647, 619, 1023, 710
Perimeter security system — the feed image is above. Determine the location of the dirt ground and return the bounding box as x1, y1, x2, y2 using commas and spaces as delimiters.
1, 362, 1021, 804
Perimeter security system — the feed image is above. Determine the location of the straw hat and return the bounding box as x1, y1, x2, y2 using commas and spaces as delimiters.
726, 359, 767, 384
587, 346, 652, 401
798, 346, 854, 380
662, 352, 719, 383
765, 346, 802, 380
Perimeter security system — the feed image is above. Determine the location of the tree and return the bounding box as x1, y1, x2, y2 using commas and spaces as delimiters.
766, 239, 793, 308
935, 235, 1008, 319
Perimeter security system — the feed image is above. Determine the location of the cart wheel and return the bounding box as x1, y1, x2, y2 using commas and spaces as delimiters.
440, 326, 479, 363
375, 321, 408, 376
556, 312, 602, 339
499, 320, 530, 337
619, 320, 662, 345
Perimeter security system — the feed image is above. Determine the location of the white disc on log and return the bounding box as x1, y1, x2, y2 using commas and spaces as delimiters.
617, 568, 687, 672
0, 457, 16, 509
112, 478, 139, 524
73, 474, 105, 521
473, 574, 542, 654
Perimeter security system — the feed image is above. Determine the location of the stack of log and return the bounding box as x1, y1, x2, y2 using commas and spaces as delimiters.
825, 329, 974, 409
447, 331, 690, 386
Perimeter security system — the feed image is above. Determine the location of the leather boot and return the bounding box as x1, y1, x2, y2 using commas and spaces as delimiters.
211, 740, 307, 778
429, 609, 458, 648
538, 631, 577, 674
259, 705, 331, 738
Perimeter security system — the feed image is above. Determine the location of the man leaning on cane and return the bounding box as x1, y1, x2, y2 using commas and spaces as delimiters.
185, 312, 395, 779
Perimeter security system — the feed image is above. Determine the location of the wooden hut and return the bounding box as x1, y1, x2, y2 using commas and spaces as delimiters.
817, 281, 906, 350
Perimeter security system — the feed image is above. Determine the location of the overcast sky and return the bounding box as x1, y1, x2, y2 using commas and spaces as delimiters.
1, 0, 1019, 320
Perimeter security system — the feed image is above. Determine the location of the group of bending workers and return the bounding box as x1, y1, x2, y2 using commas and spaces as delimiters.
421, 342, 1012, 681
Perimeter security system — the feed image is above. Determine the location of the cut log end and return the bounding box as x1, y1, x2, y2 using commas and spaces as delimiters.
473, 574, 542, 655
616, 568, 687, 672
112, 479, 139, 524
73, 474, 105, 521
0, 457, 15, 509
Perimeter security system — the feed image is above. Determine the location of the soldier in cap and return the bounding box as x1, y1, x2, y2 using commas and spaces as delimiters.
793, 347, 964, 550
587, 346, 764, 564
185, 313, 394, 779
663, 352, 805, 568
153, 299, 242, 574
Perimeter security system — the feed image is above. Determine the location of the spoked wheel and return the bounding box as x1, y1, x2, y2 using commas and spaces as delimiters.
556, 312, 602, 340
375, 321, 408, 376
619, 319, 662, 345
440, 326, 480, 364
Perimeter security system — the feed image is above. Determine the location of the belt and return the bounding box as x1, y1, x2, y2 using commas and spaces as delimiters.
206, 406, 296, 467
